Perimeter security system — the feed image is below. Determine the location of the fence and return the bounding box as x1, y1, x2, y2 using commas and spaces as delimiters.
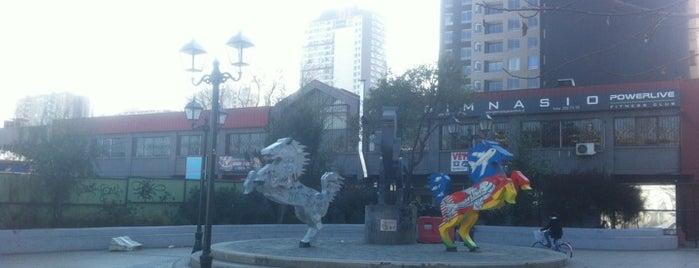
0, 174, 241, 228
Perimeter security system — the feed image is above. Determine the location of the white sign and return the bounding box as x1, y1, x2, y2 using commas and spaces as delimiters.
380, 219, 397, 232
451, 151, 470, 172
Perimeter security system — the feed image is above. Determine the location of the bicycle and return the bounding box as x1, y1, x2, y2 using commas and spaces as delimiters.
531, 230, 573, 258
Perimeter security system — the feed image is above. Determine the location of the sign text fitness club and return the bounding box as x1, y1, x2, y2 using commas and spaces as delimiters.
463, 89, 679, 115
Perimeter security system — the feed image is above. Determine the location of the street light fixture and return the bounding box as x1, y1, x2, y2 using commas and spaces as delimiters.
478, 113, 493, 139
180, 32, 253, 268
185, 99, 204, 122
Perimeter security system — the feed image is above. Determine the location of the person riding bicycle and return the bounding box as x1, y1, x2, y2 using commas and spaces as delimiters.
540, 213, 563, 250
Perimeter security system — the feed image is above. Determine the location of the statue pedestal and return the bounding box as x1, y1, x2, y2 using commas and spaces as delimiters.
364, 205, 417, 245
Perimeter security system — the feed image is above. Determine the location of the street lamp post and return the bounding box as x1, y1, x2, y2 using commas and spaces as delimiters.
180, 32, 253, 268
184, 99, 207, 253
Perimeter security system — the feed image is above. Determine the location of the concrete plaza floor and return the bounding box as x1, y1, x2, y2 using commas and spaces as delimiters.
2, 246, 699, 268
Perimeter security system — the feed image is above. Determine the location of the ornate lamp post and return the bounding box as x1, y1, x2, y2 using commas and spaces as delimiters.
179, 32, 253, 268
184, 100, 227, 253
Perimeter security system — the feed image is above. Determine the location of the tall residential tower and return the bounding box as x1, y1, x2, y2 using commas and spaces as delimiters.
441, 0, 691, 91
301, 8, 387, 98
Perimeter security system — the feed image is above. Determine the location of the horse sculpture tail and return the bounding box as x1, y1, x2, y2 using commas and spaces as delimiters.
428, 173, 451, 205
318, 172, 344, 214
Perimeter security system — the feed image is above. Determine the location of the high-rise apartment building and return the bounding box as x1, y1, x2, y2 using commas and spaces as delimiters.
301, 8, 387, 98
441, 0, 692, 91
14, 92, 90, 126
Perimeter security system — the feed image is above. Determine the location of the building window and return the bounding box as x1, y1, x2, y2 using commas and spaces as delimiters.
323, 102, 349, 130
444, 31, 453, 44
562, 119, 603, 147
474, 80, 483, 90
461, 47, 472, 60
441, 123, 477, 150
474, 42, 482, 52
178, 135, 202, 156
485, 41, 503, 53
485, 80, 503, 91
507, 78, 520, 89
528, 55, 539, 70
461, 11, 472, 24
614, 116, 679, 146
523, 119, 603, 148
527, 78, 539, 88
474, 61, 482, 72
508, 57, 520, 71
97, 137, 126, 158
528, 37, 538, 49
134, 136, 170, 158
528, 16, 539, 27
445, 0, 453, 8
461, 29, 472, 42
474, 23, 483, 33
508, 0, 520, 9
485, 23, 503, 34
485, 61, 503, 72
508, 19, 521, 30
508, 38, 520, 50
227, 132, 266, 157
445, 13, 454, 26
462, 66, 472, 76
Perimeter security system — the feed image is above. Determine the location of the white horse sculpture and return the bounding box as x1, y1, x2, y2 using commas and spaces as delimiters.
244, 137, 344, 247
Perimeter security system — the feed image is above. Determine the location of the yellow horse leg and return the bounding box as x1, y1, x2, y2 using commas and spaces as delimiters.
458, 211, 480, 251
439, 214, 463, 251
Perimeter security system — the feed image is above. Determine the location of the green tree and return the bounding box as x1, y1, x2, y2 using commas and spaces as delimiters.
363, 57, 470, 202
8, 122, 98, 227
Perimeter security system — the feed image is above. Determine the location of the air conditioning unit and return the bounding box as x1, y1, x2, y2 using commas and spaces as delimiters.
576, 143, 596, 156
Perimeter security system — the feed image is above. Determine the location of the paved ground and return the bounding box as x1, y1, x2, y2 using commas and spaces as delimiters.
2, 246, 699, 267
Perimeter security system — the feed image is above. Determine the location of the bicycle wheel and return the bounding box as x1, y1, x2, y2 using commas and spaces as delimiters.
558, 242, 573, 258
531, 241, 547, 248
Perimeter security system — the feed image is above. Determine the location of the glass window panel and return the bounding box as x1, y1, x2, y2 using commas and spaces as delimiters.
636, 117, 657, 145
507, 78, 520, 89
485, 80, 503, 91
461, 11, 472, 23
522, 121, 541, 147
485, 42, 503, 53
528, 37, 538, 49
541, 121, 560, 148
657, 116, 679, 145
508, 39, 520, 50
486, 61, 503, 72
508, 57, 520, 71
528, 55, 539, 70
485, 23, 503, 34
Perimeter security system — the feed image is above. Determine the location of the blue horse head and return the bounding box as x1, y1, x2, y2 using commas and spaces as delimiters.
428, 172, 451, 205
467, 140, 513, 184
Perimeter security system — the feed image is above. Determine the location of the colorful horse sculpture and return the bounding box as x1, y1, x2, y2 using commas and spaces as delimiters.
429, 140, 532, 252
244, 137, 344, 248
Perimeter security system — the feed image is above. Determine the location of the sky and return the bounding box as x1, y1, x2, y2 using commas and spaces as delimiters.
0, 0, 440, 123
